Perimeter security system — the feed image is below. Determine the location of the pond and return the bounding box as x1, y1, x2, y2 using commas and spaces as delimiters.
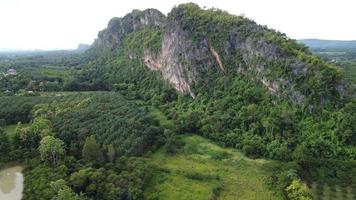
0, 165, 24, 200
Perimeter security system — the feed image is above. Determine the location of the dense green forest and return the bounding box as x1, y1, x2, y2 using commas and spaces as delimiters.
1, 92, 164, 200
0, 3, 355, 200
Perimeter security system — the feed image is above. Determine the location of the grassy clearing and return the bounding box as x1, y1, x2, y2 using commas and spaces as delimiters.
309, 182, 356, 200
145, 134, 284, 200
4, 123, 29, 138
33, 67, 72, 77
18, 67, 73, 79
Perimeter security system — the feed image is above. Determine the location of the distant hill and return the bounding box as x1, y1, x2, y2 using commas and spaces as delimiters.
299, 39, 356, 50
76, 43, 91, 52
0, 48, 21, 52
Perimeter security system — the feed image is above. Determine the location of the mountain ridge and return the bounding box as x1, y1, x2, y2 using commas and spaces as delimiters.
72, 3, 355, 163
87, 3, 347, 107
299, 39, 356, 50
70, 3, 356, 163
91, 9, 166, 51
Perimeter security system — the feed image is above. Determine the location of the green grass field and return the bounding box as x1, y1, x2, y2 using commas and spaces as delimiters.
18, 67, 73, 79
145, 135, 284, 200
4, 124, 18, 136
4, 123, 30, 138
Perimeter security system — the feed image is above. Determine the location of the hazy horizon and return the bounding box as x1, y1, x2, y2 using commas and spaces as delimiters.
1, 0, 355, 51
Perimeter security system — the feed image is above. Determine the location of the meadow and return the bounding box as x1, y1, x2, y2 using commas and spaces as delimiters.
145, 134, 284, 200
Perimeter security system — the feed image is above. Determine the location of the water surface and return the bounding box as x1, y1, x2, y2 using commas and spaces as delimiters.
0, 165, 23, 200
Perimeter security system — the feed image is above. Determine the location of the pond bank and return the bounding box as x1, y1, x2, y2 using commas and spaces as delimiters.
0, 164, 24, 200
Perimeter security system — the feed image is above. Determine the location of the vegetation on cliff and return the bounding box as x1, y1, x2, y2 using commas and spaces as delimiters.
0, 3, 355, 200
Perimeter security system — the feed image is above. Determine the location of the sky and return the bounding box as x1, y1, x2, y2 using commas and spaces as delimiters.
0, 0, 355, 50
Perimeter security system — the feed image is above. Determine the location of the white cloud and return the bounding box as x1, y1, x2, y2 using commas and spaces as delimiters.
0, 0, 355, 50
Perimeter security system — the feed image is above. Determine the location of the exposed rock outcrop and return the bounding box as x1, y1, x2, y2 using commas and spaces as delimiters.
92, 9, 166, 50
142, 15, 222, 98
76, 43, 91, 52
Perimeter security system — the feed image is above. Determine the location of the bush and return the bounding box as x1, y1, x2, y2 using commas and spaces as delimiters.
285, 179, 313, 200
209, 151, 231, 160
266, 141, 292, 161
242, 135, 266, 158
183, 171, 218, 181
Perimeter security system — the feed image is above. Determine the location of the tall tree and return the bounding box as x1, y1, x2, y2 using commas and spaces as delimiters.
16, 125, 41, 149
163, 129, 177, 154
82, 135, 102, 163
51, 179, 86, 200
105, 144, 115, 162
30, 117, 53, 137
38, 136, 65, 164
0, 128, 10, 161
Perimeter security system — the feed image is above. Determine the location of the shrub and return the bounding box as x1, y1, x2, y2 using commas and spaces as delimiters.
285, 179, 313, 200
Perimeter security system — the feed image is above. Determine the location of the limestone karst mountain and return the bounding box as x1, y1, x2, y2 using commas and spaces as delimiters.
87, 3, 347, 108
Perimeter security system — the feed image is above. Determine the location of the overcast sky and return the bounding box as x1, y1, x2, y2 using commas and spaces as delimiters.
0, 0, 355, 50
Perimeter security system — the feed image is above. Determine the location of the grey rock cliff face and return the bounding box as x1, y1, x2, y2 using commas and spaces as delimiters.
143, 22, 197, 97
143, 20, 221, 98
92, 9, 166, 50
76, 44, 91, 52
140, 8, 306, 101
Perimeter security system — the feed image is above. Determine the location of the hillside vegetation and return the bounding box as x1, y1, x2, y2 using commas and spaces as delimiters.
0, 3, 355, 200
75, 3, 356, 183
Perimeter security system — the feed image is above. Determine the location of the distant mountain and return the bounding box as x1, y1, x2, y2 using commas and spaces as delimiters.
0, 44, 91, 54
0, 48, 18, 52
76, 43, 91, 52
0, 48, 44, 53
299, 39, 356, 50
